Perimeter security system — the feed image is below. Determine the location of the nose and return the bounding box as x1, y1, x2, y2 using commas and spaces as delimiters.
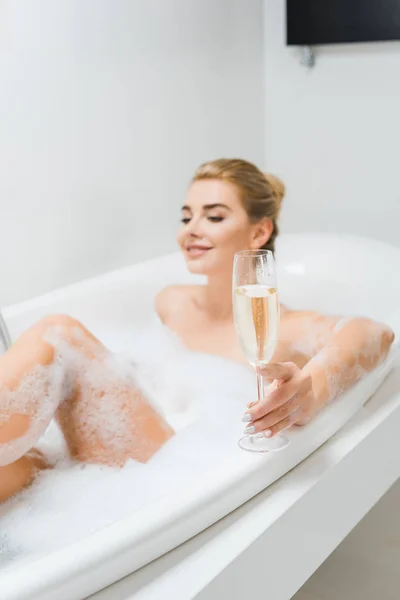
185, 216, 202, 237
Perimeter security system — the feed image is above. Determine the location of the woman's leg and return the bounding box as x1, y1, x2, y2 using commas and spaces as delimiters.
0, 451, 48, 504
0, 314, 173, 502
0, 317, 65, 501
52, 314, 174, 467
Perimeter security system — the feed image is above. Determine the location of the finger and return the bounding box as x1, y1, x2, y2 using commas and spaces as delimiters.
256, 362, 298, 382
247, 381, 277, 408
247, 378, 302, 421
263, 412, 297, 438
265, 375, 312, 412
246, 395, 299, 433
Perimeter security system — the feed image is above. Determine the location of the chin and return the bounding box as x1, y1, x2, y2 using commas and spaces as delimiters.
185, 257, 210, 275
186, 258, 229, 278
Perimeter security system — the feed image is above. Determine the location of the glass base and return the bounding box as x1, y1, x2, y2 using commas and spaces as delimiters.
238, 433, 290, 453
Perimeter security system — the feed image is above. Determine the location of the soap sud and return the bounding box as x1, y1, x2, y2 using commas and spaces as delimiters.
0, 355, 66, 467
288, 313, 339, 359
311, 317, 393, 402
0, 319, 254, 567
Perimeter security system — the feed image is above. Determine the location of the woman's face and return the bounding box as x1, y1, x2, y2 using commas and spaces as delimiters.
177, 179, 271, 276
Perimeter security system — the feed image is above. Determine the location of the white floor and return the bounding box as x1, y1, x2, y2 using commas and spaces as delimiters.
293, 479, 400, 600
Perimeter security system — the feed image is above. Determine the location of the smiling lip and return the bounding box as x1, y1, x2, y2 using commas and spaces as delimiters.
186, 245, 213, 258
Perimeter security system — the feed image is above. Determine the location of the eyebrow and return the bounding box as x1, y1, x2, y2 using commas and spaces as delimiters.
181, 203, 232, 211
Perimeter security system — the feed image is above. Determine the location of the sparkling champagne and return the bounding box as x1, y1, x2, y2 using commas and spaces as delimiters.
233, 284, 279, 366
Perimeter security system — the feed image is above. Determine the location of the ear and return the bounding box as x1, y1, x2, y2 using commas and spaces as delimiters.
249, 218, 273, 250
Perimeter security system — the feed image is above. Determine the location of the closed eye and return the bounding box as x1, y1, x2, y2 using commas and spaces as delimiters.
180, 216, 224, 224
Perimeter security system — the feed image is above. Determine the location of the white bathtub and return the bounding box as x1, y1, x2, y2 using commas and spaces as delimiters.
1, 233, 400, 600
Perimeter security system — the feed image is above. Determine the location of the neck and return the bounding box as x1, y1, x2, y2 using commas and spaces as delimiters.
199, 273, 233, 320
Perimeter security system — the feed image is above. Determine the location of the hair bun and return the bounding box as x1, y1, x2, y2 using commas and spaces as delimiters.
264, 173, 285, 215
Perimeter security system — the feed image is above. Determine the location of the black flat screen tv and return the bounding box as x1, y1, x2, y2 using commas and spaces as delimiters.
287, 0, 400, 46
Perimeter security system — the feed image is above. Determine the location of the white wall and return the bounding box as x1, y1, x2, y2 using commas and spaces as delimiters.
0, 0, 265, 306
263, 4, 400, 597
263, 0, 400, 245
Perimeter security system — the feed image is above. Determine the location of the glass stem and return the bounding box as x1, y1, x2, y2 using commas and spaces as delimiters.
256, 368, 264, 404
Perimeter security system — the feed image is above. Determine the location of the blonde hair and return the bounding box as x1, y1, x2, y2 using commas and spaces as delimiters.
192, 158, 285, 253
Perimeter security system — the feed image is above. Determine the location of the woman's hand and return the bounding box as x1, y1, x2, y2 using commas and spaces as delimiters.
242, 363, 317, 438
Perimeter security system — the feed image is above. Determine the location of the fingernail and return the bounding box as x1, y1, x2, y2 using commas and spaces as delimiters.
244, 425, 256, 434
242, 413, 253, 423
264, 430, 272, 437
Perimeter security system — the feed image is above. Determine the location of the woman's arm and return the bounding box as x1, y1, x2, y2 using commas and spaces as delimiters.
299, 316, 395, 423
244, 315, 395, 436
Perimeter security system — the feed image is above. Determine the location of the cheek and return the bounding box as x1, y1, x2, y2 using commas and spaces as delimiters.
216, 222, 251, 250
176, 229, 185, 248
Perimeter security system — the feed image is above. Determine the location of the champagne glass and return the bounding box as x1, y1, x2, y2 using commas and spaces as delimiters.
233, 249, 290, 452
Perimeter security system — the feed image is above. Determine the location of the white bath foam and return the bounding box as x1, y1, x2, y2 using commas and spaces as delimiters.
0, 424, 245, 564
104, 318, 255, 429
0, 322, 254, 567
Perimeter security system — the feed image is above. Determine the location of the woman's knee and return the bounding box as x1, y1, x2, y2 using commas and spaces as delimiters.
34, 314, 105, 360
34, 314, 84, 337
16, 315, 105, 369
11, 314, 84, 362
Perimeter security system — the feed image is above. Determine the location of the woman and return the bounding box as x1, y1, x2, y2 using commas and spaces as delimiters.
156, 158, 394, 436
0, 158, 394, 503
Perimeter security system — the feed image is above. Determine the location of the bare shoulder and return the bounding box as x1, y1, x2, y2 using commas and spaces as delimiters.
282, 307, 394, 355
282, 307, 340, 330
280, 307, 341, 357
285, 308, 393, 336
155, 285, 197, 323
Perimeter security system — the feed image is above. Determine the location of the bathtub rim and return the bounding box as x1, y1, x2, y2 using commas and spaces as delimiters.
3, 231, 400, 322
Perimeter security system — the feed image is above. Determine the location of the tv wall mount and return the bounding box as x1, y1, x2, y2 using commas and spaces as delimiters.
300, 45, 316, 68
